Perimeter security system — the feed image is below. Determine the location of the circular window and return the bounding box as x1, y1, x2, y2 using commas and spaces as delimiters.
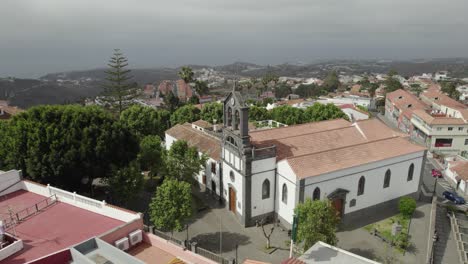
230, 171, 235, 182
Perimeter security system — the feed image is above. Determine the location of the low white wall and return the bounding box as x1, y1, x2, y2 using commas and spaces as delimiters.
23, 181, 140, 223
0, 239, 23, 261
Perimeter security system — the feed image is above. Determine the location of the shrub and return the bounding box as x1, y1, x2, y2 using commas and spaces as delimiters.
399, 197, 416, 217
394, 233, 409, 249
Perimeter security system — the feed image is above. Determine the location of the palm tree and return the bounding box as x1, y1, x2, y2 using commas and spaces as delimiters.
178, 66, 194, 84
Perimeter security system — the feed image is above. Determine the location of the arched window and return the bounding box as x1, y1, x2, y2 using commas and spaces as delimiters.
230, 171, 235, 182
282, 184, 288, 204
384, 169, 391, 188
234, 110, 240, 130
313, 187, 320, 200
262, 179, 270, 199
407, 163, 414, 182
358, 176, 365, 196
227, 107, 232, 127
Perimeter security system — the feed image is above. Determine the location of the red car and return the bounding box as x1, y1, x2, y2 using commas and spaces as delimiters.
432, 169, 443, 178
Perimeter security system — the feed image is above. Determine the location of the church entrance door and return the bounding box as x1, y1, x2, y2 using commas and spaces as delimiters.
332, 198, 343, 218
229, 187, 236, 213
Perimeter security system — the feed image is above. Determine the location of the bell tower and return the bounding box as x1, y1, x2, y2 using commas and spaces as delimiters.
221, 91, 254, 226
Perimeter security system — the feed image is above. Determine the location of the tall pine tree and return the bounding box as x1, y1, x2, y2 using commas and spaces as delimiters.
102, 49, 140, 115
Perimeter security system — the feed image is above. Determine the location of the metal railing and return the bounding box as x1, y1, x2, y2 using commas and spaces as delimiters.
195, 246, 230, 264
2, 194, 57, 229
149, 226, 231, 264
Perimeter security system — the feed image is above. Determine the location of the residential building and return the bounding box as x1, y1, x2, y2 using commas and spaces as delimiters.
0, 170, 215, 264
384, 89, 429, 133
411, 91, 468, 154
142, 84, 156, 98
282, 241, 380, 264
446, 159, 468, 195
166, 91, 426, 228
158, 80, 194, 102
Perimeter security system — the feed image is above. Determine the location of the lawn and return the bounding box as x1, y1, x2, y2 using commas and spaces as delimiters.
364, 213, 410, 245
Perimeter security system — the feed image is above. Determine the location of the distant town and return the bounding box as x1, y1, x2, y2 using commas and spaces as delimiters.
1, 54, 468, 264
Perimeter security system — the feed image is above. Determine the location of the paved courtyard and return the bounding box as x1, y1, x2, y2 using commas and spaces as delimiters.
168, 190, 292, 264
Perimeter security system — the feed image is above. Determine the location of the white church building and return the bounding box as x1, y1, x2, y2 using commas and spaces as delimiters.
166, 92, 427, 227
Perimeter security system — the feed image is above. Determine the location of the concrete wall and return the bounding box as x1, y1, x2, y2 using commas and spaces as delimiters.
23, 181, 141, 222
303, 151, 424, 215
28, 249, 72, 264
143, 233, 218, 264
99, 218, 144, 245
0, 239, 23, 261
0, 170, 23, 196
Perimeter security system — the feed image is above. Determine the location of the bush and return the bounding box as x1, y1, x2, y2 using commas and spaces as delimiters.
394, 233, 409, 249
399, 197, 416, 217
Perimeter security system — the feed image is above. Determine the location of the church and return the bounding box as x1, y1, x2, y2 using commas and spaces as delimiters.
165, 91, 427, 227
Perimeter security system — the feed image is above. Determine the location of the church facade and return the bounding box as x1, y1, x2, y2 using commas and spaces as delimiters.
166, 92, 427, 227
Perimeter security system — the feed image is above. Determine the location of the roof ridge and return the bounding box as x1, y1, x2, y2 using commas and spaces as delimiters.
254, 124, 357, 142
285, 135, 402, 161
249, 118, 349, 135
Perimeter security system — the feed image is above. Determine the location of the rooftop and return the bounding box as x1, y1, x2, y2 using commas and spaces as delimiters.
422, 90, 466, 109
448, 160, 468, 181
0, 190, 124, 263
251, 119, 424, 179
386, 89, 428, 114
412, 109, 466, 125
166, 123, 221, 160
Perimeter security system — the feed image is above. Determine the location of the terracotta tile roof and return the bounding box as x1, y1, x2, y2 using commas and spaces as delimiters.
251, 118, 424, 179
281, 258, 305, 264
192, 119, 213, 129
288, 136, 425, 179
243, 260, 271, 264
166, 123, 221, 160
250, 119, 350, 143
449, 161, 468, 181
412, 109, 466, 125
386, 89, 428, 112
421, 90, 466, 109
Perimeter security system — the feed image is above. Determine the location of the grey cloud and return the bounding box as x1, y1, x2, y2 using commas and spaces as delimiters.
1, 0, 468, 77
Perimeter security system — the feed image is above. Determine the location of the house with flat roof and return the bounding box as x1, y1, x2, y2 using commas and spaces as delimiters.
0, 170, 216, 264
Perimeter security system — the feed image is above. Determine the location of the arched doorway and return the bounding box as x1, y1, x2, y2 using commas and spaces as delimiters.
229, 186, 236, 213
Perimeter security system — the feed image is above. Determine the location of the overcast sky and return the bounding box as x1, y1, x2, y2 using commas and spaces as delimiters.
1, 0, 468, 78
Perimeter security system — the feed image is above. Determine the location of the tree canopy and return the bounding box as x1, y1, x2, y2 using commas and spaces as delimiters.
295, 83, 326, 98
295, 198, 339, 250
322, 71, 341, 92
164, 140, 207, 182
105, 161, 143, 206
274, 83, 292, 99
149, 178, 192, 232
0, 105, 139, 191
120, 105, 170, 138
249, 106, 271, 121
138, 135, 164, 177
200, 102, 223, 124
270, 105, 304, 125
163, 91, 180, 113
303, 103, 349, 122
170, 104, 201, 126
178, 66, 194, 84
101, 49, 140, 115
194, 80, 209, 96
441, 81, 461, 100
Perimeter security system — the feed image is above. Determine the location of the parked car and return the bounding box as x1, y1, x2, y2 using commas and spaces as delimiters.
442, 191, 465, 204
432, 169, 443, 178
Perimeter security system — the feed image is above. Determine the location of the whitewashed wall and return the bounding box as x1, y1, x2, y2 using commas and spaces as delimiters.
251, 157, 276, 218
303, 151, 424, 215
276, 160, 298, 224
222, 148, 243, 215
0, 239, 23, 261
